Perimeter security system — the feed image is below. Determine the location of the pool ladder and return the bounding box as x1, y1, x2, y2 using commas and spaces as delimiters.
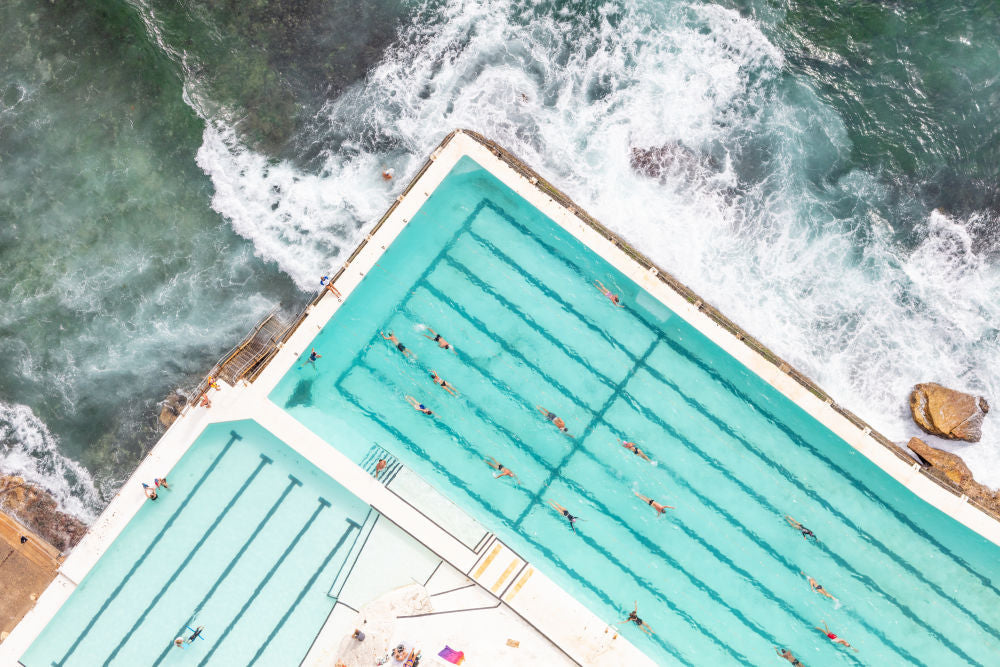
360, 444, 402, 487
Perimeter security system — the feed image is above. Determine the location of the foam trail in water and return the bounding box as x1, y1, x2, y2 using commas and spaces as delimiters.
186, 0, 1000, 485
0, 402, 100, 521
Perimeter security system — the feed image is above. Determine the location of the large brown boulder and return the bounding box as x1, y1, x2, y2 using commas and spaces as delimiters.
907, 438, 999, 511
909, 383, 990, 442
158, 392, 187, 428
0, 476, 88, 553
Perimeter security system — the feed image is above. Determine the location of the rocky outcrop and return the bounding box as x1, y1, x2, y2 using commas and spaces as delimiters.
158, 392, 187, 428
630, 143, 719, 182
909, 383, 990, 442
0, 476, 87, 553
907, 438, 1000, 512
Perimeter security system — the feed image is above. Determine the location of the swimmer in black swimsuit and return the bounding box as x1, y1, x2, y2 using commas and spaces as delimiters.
485, 457, 520, 484
422, 327, 456, 352
381, 331, 416, 359
801, 572, 838, 602
775, 647, 803, 665
536, 405, 573, 437
301, 347, 322, 369
785, 516, 817, 541
633, 491, 674, 515
430, 370, 459, 396
547, 500, 581, 532
620, 439, 651, 462
621, 602, 654, 635
405, 395, 433, 415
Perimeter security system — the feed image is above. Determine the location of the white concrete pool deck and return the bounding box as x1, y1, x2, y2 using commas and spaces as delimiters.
5, 129, 1000, 666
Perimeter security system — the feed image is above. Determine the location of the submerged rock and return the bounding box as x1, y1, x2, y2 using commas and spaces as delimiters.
908, 382, 990, 442
907, 438, 1000, 511
0, 475, 87, 553
158, 391, 187, 428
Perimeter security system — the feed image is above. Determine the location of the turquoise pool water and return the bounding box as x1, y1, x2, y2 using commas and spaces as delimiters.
21, 420, 370, 667
270, 157, 1000, 666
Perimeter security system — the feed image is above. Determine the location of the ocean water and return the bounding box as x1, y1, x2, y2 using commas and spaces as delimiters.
1, 0, 999, 520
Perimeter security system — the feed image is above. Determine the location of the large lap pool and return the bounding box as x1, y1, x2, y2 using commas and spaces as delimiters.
270, 156, 1000, 665
22, 420, 369, 667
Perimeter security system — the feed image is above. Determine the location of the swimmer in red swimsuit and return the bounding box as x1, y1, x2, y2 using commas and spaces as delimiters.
814, 621, 857, 652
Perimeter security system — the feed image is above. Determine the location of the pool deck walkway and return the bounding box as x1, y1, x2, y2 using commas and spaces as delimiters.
0, 512, 61, 643
5, 130, 1000, 666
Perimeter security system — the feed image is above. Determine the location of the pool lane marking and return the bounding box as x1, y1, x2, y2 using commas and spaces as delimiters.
496, 191, 1000, 604
440, 255, 619, 392
54, 430, 243, 667
611, 388, 980, 665
491, 558, 521, 593
622, 361, 1000, 652
336, 385, 718, 667
246, 517, 362, 666
415, 281, 598, 415
513, 337, 659, 527
150, 474, 303, 667
581, 420, 928, 667
197, 495, 331, 666
101, 453, 273, 666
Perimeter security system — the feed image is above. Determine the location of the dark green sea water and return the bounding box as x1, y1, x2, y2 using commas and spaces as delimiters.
1, 0, 999, 518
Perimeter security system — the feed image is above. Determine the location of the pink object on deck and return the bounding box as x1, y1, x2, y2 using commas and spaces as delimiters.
437, 646, 465, 664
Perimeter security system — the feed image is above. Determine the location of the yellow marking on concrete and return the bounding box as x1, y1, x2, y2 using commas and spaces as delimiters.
504, 567, 534, 602
491, 559, 520, 593
473, 544, 501, 579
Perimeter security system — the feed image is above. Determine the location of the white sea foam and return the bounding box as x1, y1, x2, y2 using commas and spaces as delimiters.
0, 402, 100, 521
181, 0, 1000, 486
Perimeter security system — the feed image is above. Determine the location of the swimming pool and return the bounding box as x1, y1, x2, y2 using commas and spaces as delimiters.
270, 156, 1000, 665
20, 420, 370, 666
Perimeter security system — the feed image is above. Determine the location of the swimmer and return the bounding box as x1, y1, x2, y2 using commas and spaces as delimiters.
142, 483, 158, 501
800, 571, 838, 603
382, 167, 395, 181
621, 440, 652, 462
633, 491, 674, 515
381, 331, 416, 359
199, 393, 212, 408
774, 647, 803, 665
547, 500, 581, 532
422, 327, 456, 352
430, 370, 459, 396
325, 282, 342, 299
621, 601, 654, 636
814, 621, 857, 652
303, 348, 322, 367
405, 395, 433, 415
485, 457, 520, 484
374, 459, 387, 480
785, 516, 817, 541
594, 280, 624, 308
536, 405, 573, 437
187, 625, 204, 643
